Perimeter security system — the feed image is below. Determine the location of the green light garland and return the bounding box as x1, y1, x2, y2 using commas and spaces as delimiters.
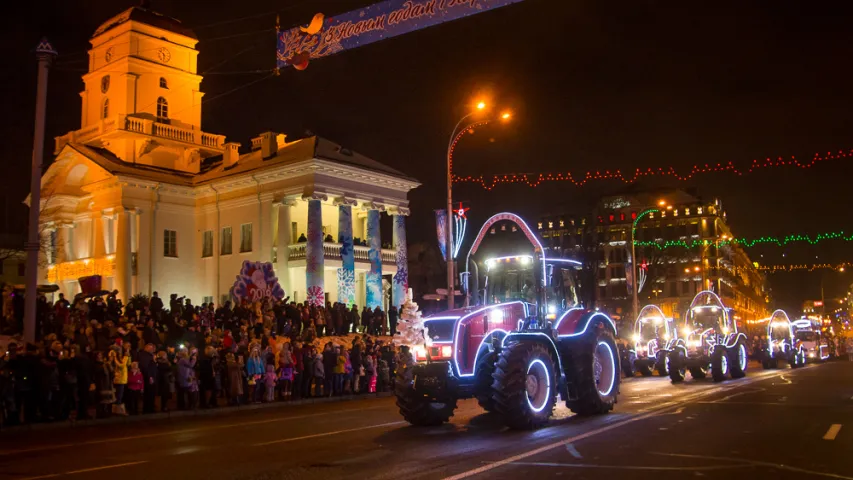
634, 231, 852, 250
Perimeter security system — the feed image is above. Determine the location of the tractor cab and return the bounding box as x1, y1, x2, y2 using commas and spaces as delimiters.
762, 310, 805, 369
682, 293, 735, 356
621, 305, 675, 377
792, 318, 828, 361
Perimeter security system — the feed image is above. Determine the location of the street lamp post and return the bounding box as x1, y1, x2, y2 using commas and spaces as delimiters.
631, 205, 663, 322
445, 103, 509, 310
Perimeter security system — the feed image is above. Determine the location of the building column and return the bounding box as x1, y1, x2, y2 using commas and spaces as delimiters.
336, 198, 357, 306
365, 204, 384, 310
115, 207, 132, 303
304, 193, 327, 306
391, 207, 410, 309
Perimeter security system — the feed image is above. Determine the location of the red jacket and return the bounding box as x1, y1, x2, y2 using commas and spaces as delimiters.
127, 371, 144, 391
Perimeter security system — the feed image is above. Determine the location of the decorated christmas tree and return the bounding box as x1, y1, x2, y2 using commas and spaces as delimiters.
394, 288, 432, 347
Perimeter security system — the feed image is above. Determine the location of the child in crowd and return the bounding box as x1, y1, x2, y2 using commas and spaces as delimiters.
126, 361, 144, 415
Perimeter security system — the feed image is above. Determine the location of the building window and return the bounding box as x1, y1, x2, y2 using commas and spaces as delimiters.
240, 224, 253, 253
221, 227, 232, 255
164, 229, 177, 257
102, 98, 109, 119
159, 77, 168, 89
202, 230, 213, 258
156, 97, 168, 119
202, 296, 213, 305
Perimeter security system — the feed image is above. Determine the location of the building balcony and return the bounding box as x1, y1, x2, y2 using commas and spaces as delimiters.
287, 242, 397, 266
55, 115, 226, 154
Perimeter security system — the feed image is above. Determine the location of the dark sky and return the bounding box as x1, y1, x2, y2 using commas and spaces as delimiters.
2, 0, 852, 313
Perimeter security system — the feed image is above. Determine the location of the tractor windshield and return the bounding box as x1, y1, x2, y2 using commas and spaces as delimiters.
687, 307, 725, 332
770, 323, 792, 342
796, 331, 818, 342
485, 256, 536, 304
544, 263, 581, 311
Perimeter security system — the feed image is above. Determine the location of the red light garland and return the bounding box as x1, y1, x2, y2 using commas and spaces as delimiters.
452, 149, 852, 190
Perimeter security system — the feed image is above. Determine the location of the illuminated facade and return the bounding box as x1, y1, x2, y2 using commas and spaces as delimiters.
539, 189, 770, 327
33, 6, 418, 307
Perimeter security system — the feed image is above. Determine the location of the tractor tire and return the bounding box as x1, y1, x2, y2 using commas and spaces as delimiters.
770, 357, 779, 369
729, 341, 748, 379
761, 358, 770, 369
791, 349, 805, 369
475, 352, 497, 413
668, 349, 686, 383
711, 347, 729, 382
394, 364, 457, 426
655, 351, 669, 376
566, 328, 620, 416
491, 342, 557, 429
637, 363, 653, 377
689, 365, 708, 380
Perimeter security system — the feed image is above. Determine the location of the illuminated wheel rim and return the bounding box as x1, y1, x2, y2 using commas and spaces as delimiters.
526, 359, 551, 413
664, 356, 670, 373
594, 341, 617, 396
738, 344, 748, 371
720, 354, 729, 375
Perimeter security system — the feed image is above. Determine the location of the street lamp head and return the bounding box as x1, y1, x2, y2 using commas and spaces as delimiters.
500, 111, 511, 121
476, 101, 487, 110
658, 200, 667, 206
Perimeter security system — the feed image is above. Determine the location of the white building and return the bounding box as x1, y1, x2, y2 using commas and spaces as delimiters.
35, 5, 419, 308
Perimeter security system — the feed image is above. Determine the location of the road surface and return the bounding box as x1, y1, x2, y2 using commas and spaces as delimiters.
1, 360, 851, 480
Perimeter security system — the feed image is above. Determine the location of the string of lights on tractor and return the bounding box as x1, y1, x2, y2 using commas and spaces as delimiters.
632, 231, 853, 250
452, 149, 852, 190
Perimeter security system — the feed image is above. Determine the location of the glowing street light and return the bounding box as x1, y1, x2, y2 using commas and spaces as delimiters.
476, 101, 486, 110
501, 111, 512, 120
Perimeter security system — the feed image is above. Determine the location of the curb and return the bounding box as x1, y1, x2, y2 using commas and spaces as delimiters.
2, 391, 394, 432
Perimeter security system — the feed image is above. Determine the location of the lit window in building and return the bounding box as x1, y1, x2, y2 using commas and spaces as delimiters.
608, 215, 614, 222
559, 220, 565, 227
649, 212, 654, 219
698, 207, 704, 214
685, 208, 691, 215
156, 96, 169, 119
221, 227, 232, 255
164, 230, 177, 257
159, 77, 168, 89
548, 222, 553, 229
240, 223, 253, 253
538, 222, 542, 230
202, 230, 213, 258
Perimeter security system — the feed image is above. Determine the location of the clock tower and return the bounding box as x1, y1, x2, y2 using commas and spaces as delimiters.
56, 5, 225, 173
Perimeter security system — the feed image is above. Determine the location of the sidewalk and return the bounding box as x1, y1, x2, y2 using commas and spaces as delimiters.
2, 391, 394, 432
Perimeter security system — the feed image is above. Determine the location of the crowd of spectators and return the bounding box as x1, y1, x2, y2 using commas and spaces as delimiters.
0, 291, 401, 426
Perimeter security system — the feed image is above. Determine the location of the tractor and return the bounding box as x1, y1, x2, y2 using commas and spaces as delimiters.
792, 318, 829, 362
621, 305, 675, 377
394, 212, 620, 430
761, 310, 806, 369
666, 290, 749, 383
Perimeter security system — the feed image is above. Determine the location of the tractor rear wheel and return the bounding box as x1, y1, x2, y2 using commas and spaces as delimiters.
668, 350, 686, 383
711, 347, 730, 382
394, 364, 457, 426
566, 327, 620, 416
729, 341, 748, 379
492, 342, 557, 429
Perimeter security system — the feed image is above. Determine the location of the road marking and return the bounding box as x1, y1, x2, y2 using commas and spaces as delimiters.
653, 452, 853, 480
823, 424, 842, 440
0, 405, 388, 456
490, 461, 748, 471
565, 444, 582, 458
17, 461, 148, 480
443, 367, 816, 480
673, 407, 685, 415
712, 387, 765, 403
253, 421, 406, 446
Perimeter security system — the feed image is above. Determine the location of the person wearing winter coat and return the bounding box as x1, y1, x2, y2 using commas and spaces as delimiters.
312, 353, 325, 397
198, 347, 217, 409
92, 351, 115, 419
263, 364, 277, 403
333, 347, 347, 396
225, 353, 244, 405
176, 349, 197, 410
377, 358, 390, 392
126, 362, 144, 415
155, 351, 173, 412
278, 343, 294, 400
246, 347, 265, 403
57, 348, 77, 421
350, 341, 364, 394
110, 348, 130, 415
72, 345, 93, 420
137, 343, 159, 414
322, 343, 337, 397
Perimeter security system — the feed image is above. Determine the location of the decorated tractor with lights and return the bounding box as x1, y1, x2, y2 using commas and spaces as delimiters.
394, 212, 620, 430
792, 317, 829, 362
666, 291, 749, 383
621, 305, 675, 377
761, 310, 806, 369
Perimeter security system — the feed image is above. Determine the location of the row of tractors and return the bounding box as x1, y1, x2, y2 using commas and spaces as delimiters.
393, 212, 818, 431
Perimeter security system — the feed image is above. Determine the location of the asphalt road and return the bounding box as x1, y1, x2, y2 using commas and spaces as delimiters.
1, 360, 851, 480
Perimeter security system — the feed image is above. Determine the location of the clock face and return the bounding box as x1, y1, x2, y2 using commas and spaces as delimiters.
157, 47, 171, 63
105, 47, 113, 63
101, 75, 110, 93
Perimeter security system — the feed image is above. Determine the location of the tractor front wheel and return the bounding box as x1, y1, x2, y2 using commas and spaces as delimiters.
668, 350, 687, 383
492, 342, 557, 429
394, 365, 457, 426
475, 352, 497, 413
711, 347, 730, 382
729, 341, 748, 379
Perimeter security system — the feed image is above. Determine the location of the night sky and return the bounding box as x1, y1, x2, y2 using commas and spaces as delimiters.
2, 0, 852, 313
